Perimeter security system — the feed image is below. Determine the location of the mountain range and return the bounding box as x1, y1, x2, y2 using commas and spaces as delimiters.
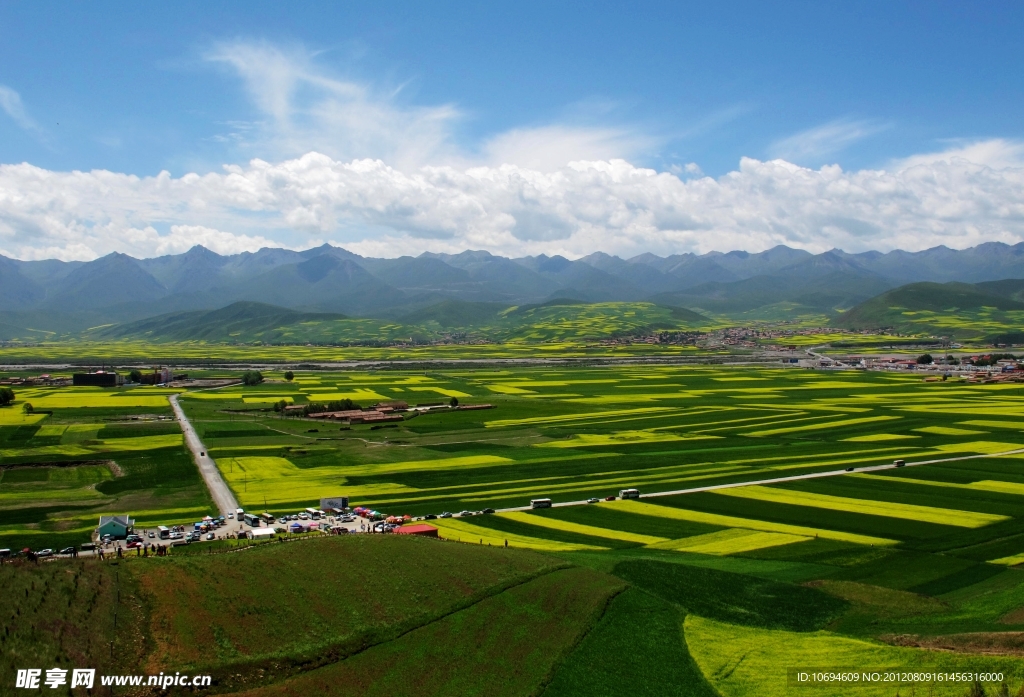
2, 241, 1024, 341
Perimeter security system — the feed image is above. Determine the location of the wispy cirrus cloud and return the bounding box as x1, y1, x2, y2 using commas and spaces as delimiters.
0, 84, 46, 137
203, 39, 463, 169
769, 118, 889, 163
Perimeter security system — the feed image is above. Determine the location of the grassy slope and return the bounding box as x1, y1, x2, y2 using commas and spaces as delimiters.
835, 280, 1024, 338
131, 536, 564, 683
542, 588, 717, 697
231, 567, 624, 697
0, 559, 146, 685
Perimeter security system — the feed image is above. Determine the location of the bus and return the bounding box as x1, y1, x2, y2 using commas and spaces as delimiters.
157, 525, 170, 540
618, 488, 640, 499
260, 512, 275, 524
305, 507, 321, 520
243, 513, 262, 527
530, 498, 553, 509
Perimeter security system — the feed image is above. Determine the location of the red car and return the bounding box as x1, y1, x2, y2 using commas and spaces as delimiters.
605, 496, 616, 501
125, 541, 143, 549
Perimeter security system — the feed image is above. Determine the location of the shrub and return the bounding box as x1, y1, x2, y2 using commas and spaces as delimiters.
241, 370, 264, 386
449, 396, 459, 407
22, 402, 33, 414
284, 371, 294, 381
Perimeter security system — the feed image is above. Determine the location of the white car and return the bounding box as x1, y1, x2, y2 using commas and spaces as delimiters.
168, 531, 183, 540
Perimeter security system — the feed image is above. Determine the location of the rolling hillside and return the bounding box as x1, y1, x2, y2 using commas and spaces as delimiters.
834, 281, 1024, 340
88, 300, 711, 344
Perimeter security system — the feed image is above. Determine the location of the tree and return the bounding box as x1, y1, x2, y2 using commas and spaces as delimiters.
241, 370, 264, 386
129, 369, 143, 383
0, 386, 14, 406
449, 396, 459, 407
284, 371, 294, 381
916, 353, 933, 365
22, 402, 33, 414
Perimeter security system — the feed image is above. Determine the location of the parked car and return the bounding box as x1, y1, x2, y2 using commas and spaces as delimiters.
893, 459, 906, 467
58, 547, 75, 555
458, 510, 472, 517
147, 531, 155, 539
440, 512, 453, 518
298, 512, 309, 520
205, 532, 215, 540
126, 541, 143, 549
36, 548, 54, 558
845, 467, 855, 472
587, 498, 600, 504
227, 513, 233, 519
169, 531, 183, 540
101, 534, 113, 543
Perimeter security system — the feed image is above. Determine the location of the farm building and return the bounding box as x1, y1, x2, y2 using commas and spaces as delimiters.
394, 524, 439, 538
97, 515, 134, 539
73, 371, 122, 387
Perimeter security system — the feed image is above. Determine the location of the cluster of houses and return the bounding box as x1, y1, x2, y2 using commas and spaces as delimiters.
285, 400, 493, 424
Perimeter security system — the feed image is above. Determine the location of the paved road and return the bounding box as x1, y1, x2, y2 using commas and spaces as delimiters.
169, 394, 239, 517
494, 446, 1024, 514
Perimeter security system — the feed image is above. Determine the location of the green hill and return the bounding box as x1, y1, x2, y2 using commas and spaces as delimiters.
834, 281, 1024, 339
85, 300, 710, 344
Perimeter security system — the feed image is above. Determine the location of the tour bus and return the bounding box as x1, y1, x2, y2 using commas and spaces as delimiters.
618, 488, 641, 499
157, 525, 170, 540
305, 507, 321, 520
530, 498, 553, 509
243, 513, 262, 527
260, 512, 275, 524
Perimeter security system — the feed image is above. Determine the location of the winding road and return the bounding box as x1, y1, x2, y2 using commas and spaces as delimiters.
170, 394, 240, 516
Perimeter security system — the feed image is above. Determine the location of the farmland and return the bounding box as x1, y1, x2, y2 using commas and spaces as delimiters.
5, 362, 1024, 694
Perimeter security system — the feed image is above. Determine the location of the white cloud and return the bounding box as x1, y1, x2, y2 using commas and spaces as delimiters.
481, 125, 653, 172
0, 140, 1023, 261
891, 138, 1024, 171
0, 84, 44, 135
770, 118, 888, 163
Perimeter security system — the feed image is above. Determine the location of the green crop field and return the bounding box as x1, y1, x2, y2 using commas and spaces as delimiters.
5, 361, 1024, 694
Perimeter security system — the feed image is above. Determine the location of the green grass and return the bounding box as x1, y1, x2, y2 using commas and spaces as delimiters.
543, 588, 718, 697
612, 559, 848, 631
130, 535, 564, 679
686, 614, 1024, 697
229, 567, 624, 697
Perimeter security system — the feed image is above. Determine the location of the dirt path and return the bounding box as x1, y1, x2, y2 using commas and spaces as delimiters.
169, 394, 240, 516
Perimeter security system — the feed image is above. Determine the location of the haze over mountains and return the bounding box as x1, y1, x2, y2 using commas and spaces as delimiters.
2, 241, 1024, 340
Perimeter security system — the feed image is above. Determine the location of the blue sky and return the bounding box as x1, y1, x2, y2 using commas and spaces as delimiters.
1, 2, 1023, 260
